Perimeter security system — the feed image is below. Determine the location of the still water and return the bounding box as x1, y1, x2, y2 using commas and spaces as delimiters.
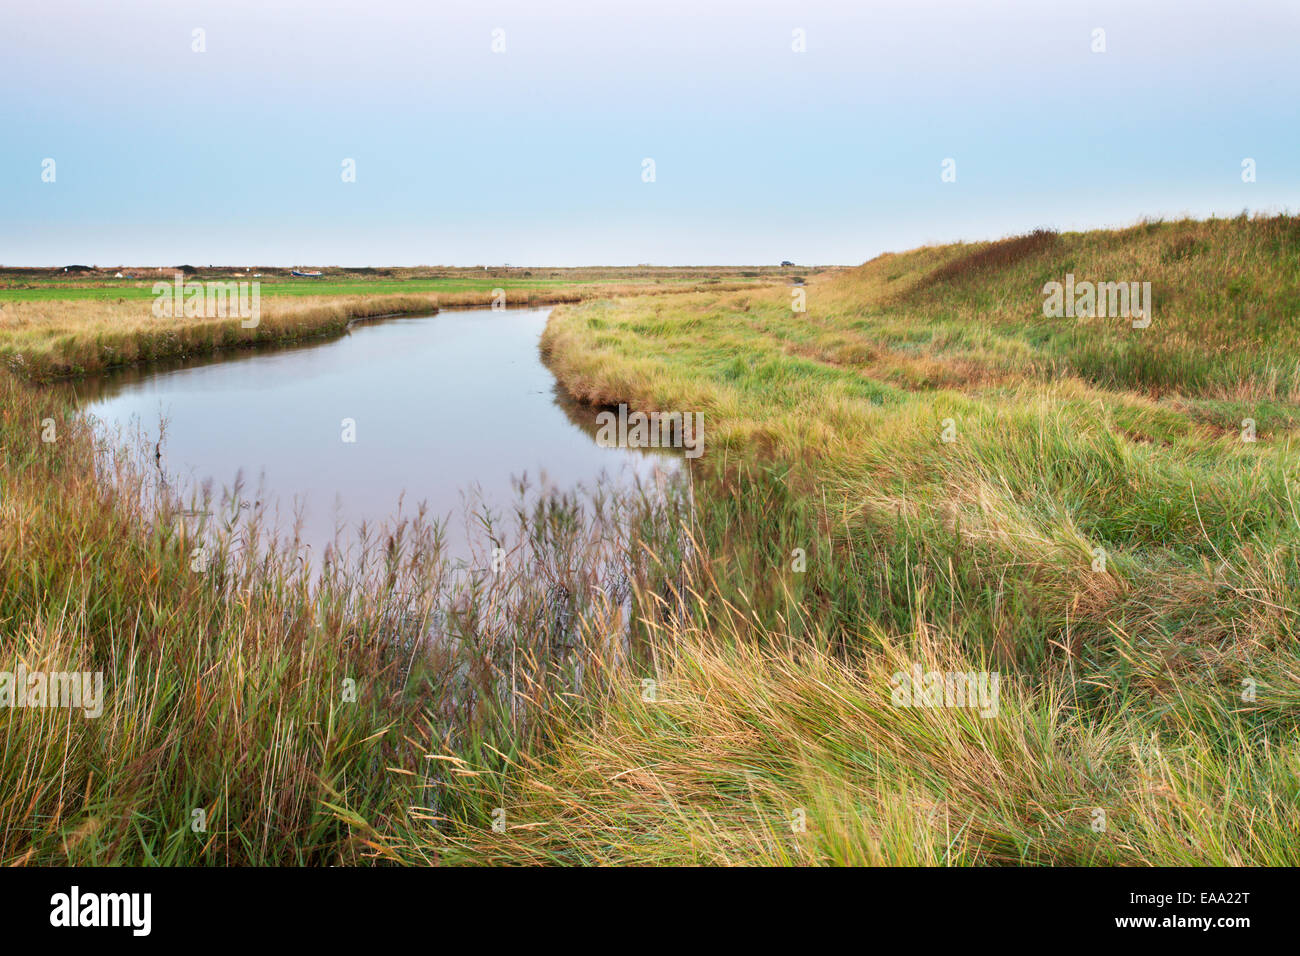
75, 307, 676, 561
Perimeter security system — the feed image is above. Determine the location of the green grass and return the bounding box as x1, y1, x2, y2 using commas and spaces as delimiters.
4, 216, 1299, 865
413, 213, 1300, 865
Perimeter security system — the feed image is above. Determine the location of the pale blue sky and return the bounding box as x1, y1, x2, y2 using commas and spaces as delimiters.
2, 0, 1295, 265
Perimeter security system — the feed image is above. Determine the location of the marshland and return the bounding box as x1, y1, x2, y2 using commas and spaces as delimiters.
3, 215, 1300, 865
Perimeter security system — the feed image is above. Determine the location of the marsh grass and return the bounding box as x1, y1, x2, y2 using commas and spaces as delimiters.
0, 367, 696, 864
6, 215, 1300, 865
452, 213, 1300, 865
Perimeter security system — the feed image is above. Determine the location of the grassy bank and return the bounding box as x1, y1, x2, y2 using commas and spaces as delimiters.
0, 364, 695, 864
419, 213, 1300, 864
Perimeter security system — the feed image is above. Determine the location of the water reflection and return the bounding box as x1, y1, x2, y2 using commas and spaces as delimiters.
72, 307, 679, 562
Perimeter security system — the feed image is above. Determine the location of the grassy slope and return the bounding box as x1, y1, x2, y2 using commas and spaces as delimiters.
416, 215, 1300, 864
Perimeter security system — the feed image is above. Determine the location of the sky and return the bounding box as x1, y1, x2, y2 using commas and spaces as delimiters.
1, 0, 1296, 266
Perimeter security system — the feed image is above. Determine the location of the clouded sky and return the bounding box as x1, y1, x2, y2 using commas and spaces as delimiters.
2, 0, 1295, 265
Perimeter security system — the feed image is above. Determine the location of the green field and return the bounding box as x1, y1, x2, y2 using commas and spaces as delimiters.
0, 277, 699, 303
0, 266, 796, 303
